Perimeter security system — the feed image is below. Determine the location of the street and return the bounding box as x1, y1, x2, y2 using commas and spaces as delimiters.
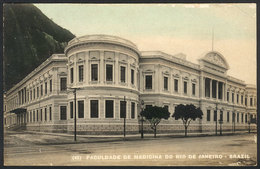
4, 131, 257, 166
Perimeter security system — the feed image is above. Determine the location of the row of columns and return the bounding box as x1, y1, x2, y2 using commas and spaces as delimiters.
204, 77, 225, 101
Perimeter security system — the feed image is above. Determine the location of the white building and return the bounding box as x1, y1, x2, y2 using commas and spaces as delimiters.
4, 34, 257, 134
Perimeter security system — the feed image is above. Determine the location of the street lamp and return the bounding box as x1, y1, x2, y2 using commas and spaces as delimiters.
123, 96, 126, 138
248, 120, 251, 134
68, 87, 80, 142
140, 100, 144, 138
219, 111, 223, 136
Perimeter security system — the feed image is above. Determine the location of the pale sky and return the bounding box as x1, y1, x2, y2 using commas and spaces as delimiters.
35, 3, 256, 85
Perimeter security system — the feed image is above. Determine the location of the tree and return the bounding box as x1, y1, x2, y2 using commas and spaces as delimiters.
172, 104, 203, 137
141, 106, 170, 138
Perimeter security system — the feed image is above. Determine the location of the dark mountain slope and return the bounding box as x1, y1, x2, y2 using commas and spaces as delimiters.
3, 4, 75, 91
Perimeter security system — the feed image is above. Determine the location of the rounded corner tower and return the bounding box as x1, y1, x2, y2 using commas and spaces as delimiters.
64, 34, 141, 134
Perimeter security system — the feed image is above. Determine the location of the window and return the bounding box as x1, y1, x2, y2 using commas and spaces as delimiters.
245, 114, 248, 123
214, 110, 217, 121
33, 88, 35, 99
237, 113, 239, 123
237, 94, 239, 104
245, 97, 247, 106
70, 68, 74, 83
227, 92, 229, 102
212, 80, 217, 98
49, 79, 52, 92
37, 87, 39, 98
232, 93, 234, 103
174, 79, 178, 92
60, 78, 67, 91
90, 100, 99, 118
49, 107, 52, 121
60, 106, 67, 120
184, 81, 187, 94
241, 96, 243, 104
205, 78, 210, 97
241, 113, 244, 123
30, 111, 32, 122
131, 102, 135, 119
164, 77, 168, 90
106, 64, 113, 81
40, 109, 42, 121
105, 100, 114, 118
70, 102, 73, 118
41, 85, 43, 96
131, 69, 134, 84
207, 110, 211, 121
45, 82, 47, 95
36, 110, 39, 121
220, 111, 223, 121
79, 65, 84, 82
218, 82, 223, 99
232, 112, 235, 122
120, 101, 126, 118
33, 111, 35, 122
250, 98, 253, 106
227, 111, 230, 122
78, 101, 84, 118
44, 108, 47, 121
91, 64, 98, 81
145, 75, 152, 89
120, 66, 126, 83
192, 83, 196, 95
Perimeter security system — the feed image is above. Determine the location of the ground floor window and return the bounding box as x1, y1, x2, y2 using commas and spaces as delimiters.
207, 110, 210, 121
40, 109, 42, 121
120, 101, 126, 118
106, 100, 114, 118
214, 110, 217, 121
237, 113, 239, 123
131, 102, 135, 119
78, 101, 84, 118
227, 111, 229, 122
45, 108, 47, 121
91, 100, 99, 118
70, 102, 73, 118
36, 110, 39, 121
49, 107, 52, 121
60, 106, 67, 120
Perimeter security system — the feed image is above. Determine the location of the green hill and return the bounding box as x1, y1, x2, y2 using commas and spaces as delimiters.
3, 4, 75, 91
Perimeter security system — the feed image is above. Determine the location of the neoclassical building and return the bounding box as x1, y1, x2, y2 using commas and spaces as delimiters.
4, 34, 257, 134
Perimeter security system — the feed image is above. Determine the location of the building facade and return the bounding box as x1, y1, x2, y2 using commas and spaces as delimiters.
4, 35, 257, 134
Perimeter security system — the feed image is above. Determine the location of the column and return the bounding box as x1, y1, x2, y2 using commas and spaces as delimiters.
85, 51, 89, 84
115, 52, 119, 85
222, 83, 225, 101
100, 51, 104, 84
127, 58, 131, 87
74, 54, 78, 83
199, 76, 204, 98
180, 75, 183, 95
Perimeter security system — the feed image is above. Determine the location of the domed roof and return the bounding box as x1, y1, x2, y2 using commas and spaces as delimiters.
65, 34, 139, 55
200, 51, 229, 70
